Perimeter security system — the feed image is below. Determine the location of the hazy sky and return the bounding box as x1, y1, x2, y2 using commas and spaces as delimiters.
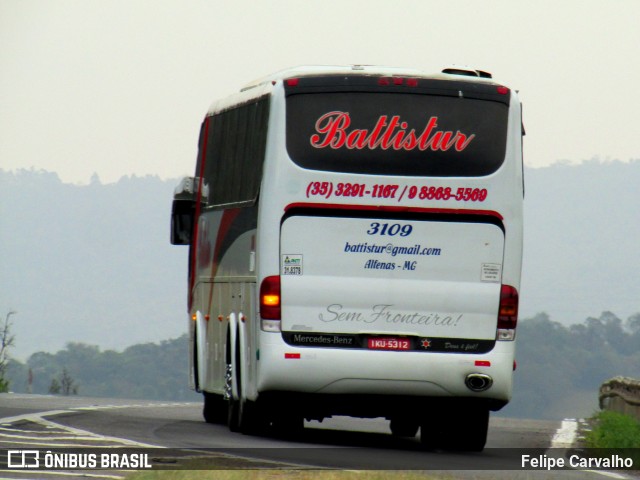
1, 0, 639, 184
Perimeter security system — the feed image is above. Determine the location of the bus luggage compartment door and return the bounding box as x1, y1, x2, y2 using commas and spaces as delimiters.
279, 213, 505, 348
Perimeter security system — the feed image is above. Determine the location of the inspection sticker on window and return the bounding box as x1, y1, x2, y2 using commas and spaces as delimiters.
282, 255, 303, 275
481, 263, 501, 282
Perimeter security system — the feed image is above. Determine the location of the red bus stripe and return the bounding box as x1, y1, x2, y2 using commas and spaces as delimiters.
189, 118, 211, 310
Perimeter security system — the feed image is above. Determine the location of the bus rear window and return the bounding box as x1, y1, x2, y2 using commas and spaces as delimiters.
286, 92, 508, 177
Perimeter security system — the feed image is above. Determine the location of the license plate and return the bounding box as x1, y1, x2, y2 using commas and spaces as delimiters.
367, 337, 410, 350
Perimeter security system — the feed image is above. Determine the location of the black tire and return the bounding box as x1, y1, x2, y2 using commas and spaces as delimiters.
270, 413, 304, 438
238, 399, 268, 435
390, 417, 419, 437
226, 331, 269, 435
192, 323, 200, 392
226, 333, 242, 432
419, 414, 446, 450
196, 324, 229, 425
227, 395, 241, 432
226, 358, 241, 432
452, 407, 489, 452
203, 392, 227, 424
420, 405, 489, 452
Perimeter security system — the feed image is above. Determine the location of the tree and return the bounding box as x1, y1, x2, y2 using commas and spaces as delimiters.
60, 368, 79, 395
48, 368, 79, 395
48, 377, 61, 394
0, 311, 17, 392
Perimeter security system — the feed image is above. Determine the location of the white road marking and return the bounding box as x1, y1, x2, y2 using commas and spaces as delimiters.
551, 418, 632, 480
0, 432, 104, 441
551, 418, 578, 448
0, 405, 168, 479
0, 411, 73, 426
0, 408, 162, 448
583, 471, 631, 479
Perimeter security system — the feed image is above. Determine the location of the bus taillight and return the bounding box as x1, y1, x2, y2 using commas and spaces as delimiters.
260, 275, 281, 329
497, 284, 518, 341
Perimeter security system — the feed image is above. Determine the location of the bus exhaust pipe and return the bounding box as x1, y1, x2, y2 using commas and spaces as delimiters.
465, 373, 493, 392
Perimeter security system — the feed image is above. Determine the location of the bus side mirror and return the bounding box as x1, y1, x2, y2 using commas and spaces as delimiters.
171, 199, 195, 245
170, 177, 202, 245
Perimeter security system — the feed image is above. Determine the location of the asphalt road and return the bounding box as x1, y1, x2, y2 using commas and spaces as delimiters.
0, 394, 635, 479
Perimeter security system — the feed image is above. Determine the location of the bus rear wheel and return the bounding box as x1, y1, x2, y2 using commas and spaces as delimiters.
226, 334, 268, 435
270, 413, 304, 437
226, 360, 242, 432
238, 399, 268, 435
390, 417, 419, 437
203, 392, 227, 424
420, 405, 489, 452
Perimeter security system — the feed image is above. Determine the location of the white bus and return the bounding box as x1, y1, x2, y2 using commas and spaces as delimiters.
171, 65, 524, 451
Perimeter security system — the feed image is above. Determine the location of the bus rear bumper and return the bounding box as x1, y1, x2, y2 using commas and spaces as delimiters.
255, 335, 515, 410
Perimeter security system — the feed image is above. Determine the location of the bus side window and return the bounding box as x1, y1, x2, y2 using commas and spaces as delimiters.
203, 97, 270, 207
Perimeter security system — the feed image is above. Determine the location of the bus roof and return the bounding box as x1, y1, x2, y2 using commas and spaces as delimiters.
206, 65, 503, 117
241, 64, 499, 91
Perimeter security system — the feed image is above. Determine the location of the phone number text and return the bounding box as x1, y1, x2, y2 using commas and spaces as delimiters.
306, 182, 488, 202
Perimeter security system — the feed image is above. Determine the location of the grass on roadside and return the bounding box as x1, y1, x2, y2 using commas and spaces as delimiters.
584, 410, 640, 448
127, 470, 452, 480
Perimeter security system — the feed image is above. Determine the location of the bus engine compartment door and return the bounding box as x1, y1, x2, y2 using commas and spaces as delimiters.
279, 213, 505, 346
